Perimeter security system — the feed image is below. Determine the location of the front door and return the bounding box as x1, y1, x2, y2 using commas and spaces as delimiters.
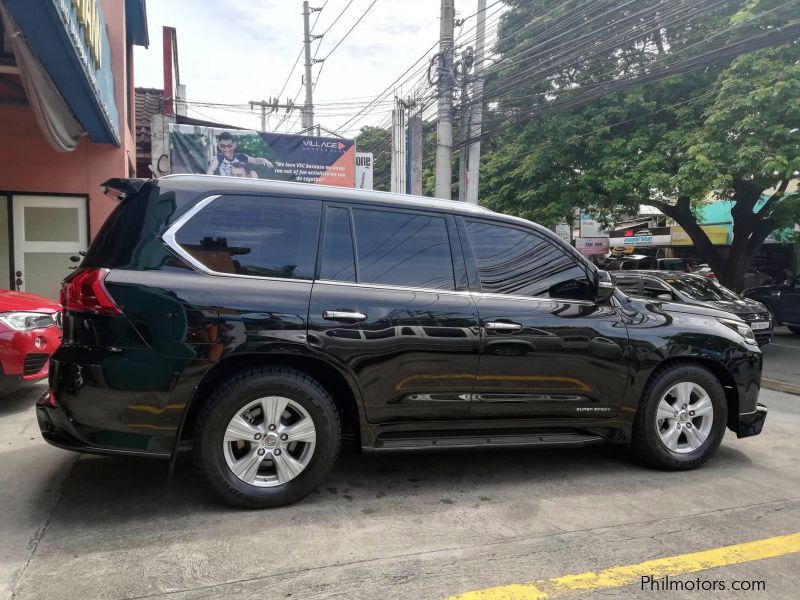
781, 276, 800, 325
460, 217, 629, 419
308, 204, 480, 423
12, 195, 88, 299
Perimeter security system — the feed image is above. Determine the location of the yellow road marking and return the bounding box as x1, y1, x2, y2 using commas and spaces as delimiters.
448, 532, 800, 600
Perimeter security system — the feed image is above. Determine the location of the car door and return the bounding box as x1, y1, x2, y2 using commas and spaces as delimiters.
307, 204, 480, 423
780, 276, 800, 324
460, 217, 629, 419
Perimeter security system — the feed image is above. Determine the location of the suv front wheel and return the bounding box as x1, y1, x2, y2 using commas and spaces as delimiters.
194, 367, 341, 508
631, 363, 727, 470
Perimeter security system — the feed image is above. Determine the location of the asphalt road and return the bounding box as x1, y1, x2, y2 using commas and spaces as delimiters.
1, 383, 799, 600
761, 326, 800, 393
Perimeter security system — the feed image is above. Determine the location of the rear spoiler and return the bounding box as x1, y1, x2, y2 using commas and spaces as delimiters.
101, 178, 149, 201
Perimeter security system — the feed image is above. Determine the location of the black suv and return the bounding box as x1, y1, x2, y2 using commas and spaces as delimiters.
38, 176, 766, 508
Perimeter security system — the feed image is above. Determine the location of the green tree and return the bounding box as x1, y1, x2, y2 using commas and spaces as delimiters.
355, 126, 391, 191
477, 0, 800, 290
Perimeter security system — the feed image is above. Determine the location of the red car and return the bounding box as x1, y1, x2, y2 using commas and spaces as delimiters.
0, 290, 61, 392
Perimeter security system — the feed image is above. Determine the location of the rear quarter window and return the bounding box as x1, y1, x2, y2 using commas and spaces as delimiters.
173, 195, 321, 280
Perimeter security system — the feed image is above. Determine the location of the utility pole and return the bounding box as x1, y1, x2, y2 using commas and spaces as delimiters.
408, 111, 423, 195
250, 98, 298, 132
465, 0, 487, 205
302, 1, 320, 132
434, 0, 455, 199
390, 95, 408, 194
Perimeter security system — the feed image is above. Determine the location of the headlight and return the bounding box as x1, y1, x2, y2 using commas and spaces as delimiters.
0, 312, 56, 331
717, 317, 756, 344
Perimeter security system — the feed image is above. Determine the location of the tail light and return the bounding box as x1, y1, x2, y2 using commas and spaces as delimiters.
60, 268, 122, 315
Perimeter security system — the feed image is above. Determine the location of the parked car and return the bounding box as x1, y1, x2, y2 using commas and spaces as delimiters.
743, 269, 773, 290
693, 264, 716, 279
606, 256, 696, 272
38, 176, 766, 508
611, 271, 773, 345
1, 289, 61, 393
744, 275, 800, 335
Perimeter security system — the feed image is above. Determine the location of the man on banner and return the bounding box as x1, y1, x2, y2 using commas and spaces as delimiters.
207, 131, 273, 176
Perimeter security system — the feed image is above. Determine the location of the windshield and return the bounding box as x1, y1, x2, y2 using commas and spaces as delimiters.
667, 276, 740, 302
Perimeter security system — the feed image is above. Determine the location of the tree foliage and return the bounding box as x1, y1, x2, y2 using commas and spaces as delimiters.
476, 0, 800, 289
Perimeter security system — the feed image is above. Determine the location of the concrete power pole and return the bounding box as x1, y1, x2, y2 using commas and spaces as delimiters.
302, 1, 316, 131
465, 0, 487, 205
408, 112, 423, 195
250, 98, 298, 132
434, 0, 455, 199
390, 96, 407, 194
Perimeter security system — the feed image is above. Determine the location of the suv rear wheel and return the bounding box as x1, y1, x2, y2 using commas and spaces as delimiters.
631, 363, 727, 470
194, 367, 341, 508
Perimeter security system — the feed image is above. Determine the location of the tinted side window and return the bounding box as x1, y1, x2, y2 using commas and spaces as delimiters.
466, 220, 592, 299
174, 195, 320, 279
642, 278, 671, 299
319, 207, 356, 282
352, 209, 455, 290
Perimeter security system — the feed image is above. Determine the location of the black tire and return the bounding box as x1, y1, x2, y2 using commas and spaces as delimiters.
631, 363, 727, 470
788, 325, 800, 335
194, 367, 341, 508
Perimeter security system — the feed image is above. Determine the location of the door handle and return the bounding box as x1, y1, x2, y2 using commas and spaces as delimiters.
322, 310, 367, 323
484, 321, 522, 331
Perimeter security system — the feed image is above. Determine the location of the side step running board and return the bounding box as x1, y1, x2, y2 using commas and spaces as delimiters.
372, 431, 605, 451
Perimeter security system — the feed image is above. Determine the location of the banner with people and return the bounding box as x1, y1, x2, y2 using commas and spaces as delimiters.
168, 124, 356, 187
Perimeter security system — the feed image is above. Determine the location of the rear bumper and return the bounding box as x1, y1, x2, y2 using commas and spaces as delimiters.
36, 392, 170, 459
736, 403, 767, 438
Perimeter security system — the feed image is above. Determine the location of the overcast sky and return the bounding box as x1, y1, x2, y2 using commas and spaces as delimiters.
133, 0, 486, 136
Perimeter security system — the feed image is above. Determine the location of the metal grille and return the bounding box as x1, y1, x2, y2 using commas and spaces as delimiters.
23, 354, 49, 376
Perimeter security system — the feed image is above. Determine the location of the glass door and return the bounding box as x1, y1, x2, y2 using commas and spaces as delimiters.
12, 195, 88, 300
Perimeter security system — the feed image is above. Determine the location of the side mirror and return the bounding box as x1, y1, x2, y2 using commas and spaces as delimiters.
596, 270, 615, 303
655, 293, 672, 301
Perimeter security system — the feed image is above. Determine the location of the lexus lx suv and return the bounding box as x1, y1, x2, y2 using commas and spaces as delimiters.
37, 176, 766, 508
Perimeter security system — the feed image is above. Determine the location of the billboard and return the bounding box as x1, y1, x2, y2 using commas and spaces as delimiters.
355, 152, 373, 190
671, 225, 730, 246
576, 237, 609, 256
579, 214, 609, 238
169, 124, 356, 187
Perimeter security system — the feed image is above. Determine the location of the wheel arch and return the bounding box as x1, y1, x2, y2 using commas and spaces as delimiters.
179, 353, 363, 447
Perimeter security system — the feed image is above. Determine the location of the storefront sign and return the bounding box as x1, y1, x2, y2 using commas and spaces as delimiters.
169, 124, 356, 187
70, 0, 102, 67
671, 224, 730, 246
356, 152, 373, 190
576, 237, 609, 256
554, 223, 571, 244
579, 214, 609, 238
609, 234, 672, 247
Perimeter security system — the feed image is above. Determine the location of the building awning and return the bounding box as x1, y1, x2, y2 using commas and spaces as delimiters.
2, 0, 149, 146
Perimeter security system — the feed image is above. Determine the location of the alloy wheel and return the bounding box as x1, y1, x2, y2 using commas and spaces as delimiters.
222, 396, 317, 487
655, 382, 714, 454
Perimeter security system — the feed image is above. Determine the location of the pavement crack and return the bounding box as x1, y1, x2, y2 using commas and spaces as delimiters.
9, 454, 79, 599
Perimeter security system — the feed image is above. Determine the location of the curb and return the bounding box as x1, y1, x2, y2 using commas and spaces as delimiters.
762, 378, 800, 396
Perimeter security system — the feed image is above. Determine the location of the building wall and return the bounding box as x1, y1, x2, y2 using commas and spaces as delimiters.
0, 0, 135, 239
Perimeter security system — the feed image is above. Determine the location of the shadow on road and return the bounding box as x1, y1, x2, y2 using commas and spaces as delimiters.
49, 439, 754, 527
0, 383, 44, 418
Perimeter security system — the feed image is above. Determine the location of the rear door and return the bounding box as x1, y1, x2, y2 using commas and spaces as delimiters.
461, 217, 629, 420
308, 204, 480, 423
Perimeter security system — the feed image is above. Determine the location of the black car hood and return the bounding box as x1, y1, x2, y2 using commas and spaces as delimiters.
655, 300, 749, 321
684, 298, 766, 316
